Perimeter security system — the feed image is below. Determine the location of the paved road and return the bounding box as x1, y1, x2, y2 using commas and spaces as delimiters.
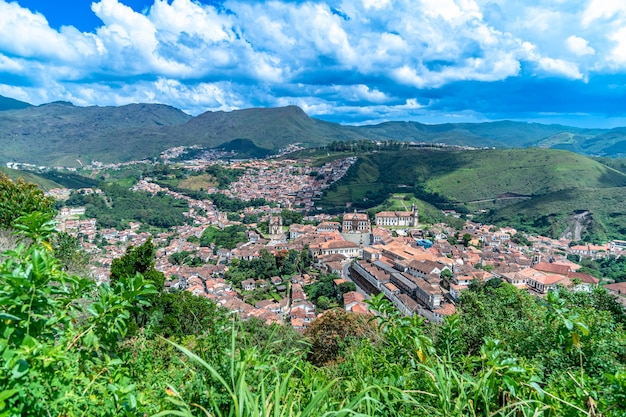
343, 262, 370, 299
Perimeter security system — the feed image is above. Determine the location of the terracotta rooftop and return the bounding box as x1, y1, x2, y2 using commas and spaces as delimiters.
533, 262, 571, 276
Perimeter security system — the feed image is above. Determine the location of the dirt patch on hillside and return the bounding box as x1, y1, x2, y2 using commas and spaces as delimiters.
560, 210, 591, 241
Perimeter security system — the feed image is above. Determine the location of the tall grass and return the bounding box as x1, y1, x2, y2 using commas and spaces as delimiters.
155, 295, 607, 417
155, 326, 381, 417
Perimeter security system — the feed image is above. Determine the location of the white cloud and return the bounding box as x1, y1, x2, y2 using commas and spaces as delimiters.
608, 26, 626, 65
362, 0, 392, 10
0, 53, 23, 72
521, 41, 582, 79
353, 85, 389, 103
0, 1, 98, 63
149, 0, 233, 43
0, 0, 625, 123
538, 57, 583, 79
419, 0, 481, 22
582, 0, 626, 26
566, 35, 595, 56
93, 0, 186, 75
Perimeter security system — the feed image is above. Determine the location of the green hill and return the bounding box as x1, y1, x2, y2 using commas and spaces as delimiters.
318, 148, 626, 240
0, 94, 31, 111
352, 120, 590, 148
169, 105, 364, 150
0, 167, 63, 191
215, 138, 273, 158
0, 101, 192, 166
480, 187, 626, 241
3, 95, 626, 166
424, 149, 626, 201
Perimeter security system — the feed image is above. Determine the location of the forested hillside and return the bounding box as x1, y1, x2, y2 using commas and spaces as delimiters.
314, 147, 626, 241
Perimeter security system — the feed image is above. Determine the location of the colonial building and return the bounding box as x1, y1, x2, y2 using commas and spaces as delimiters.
375, 204, 419, 227
310, 240, 362, 259
269, 215, 283, 235
317, 221, 341, 233
342, 210, 371, 232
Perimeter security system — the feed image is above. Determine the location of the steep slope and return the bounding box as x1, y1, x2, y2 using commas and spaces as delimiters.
480, 187, 626, 241
0, 167, 63, 191
424, 149, 626, 201
0, 102, 192, 166
170, 105, 364, 150
318, 147, 626, 239
0, 95, 31, 111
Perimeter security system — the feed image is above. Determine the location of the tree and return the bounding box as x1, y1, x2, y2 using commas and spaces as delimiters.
0, 213, 156, 416
147, 290, 227, 338
200, 224, 247, 249
0, 173, 54, 229
337, 281, 357, 300
280, 209, 303, 226
110, 239, 164, 291
52, 231, 89, 273
304, 309, 376, 366
440, 269, 453, 281
316, 295, 331, 310
250, 249, 279, 279
462, 233, 471, 247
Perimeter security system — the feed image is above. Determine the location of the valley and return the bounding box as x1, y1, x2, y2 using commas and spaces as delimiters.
2, 120, 626, 417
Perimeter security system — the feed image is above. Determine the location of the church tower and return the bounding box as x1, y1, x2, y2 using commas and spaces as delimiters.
269, 215, 283, 235
411, 203, 419, 227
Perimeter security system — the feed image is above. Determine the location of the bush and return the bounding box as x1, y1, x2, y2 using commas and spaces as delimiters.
0, 173, 54, 229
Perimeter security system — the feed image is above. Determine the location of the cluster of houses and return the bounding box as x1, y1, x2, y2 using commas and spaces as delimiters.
219, 157, 357, 211
44, 156, 626, 330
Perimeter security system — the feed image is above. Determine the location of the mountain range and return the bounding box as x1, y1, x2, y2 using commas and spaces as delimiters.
1, 94, 626, 167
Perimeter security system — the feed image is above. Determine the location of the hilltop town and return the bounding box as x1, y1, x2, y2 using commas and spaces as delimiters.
41, 149, 626, 333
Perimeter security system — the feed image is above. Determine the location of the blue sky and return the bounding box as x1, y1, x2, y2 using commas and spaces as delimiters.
1, 0, 626, 127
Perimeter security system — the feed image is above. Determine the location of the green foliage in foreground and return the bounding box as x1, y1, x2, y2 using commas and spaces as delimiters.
0, 173, 55, 229
2, 213, 626, 416
0, 168, 62, 191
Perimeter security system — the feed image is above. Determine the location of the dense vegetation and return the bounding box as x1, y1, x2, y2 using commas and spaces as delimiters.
35, 170, 99, 189
567, 255, 626, 283
0, 167, 63, 191
148, 164, 244, 191
200, 225, 248, 250
304, 273, 357, 310
0, 173, 55, 228
64, 183, 188, 229
215, 138, 274, 159
224, 248, 314, 286
207, 193, 271, 212
204, 164, 245, 189
169, 250, 204, 267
